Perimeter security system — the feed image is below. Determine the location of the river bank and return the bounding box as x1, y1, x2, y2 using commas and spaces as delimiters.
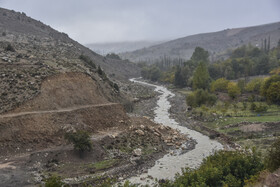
127, 79, 223, 186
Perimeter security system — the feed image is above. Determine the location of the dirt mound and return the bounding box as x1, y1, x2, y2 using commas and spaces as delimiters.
11, 72, 109, 113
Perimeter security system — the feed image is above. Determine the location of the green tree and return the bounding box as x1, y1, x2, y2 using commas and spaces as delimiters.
64, 130, 93, 156
192, 62, 210, 90
210, 78, 229, 92
186, 89, 217, 108
160, 150, 264, 187
227, 82, 241, 99
245, 78, 264, 93
266, 81, 280, 104
265, 137, 280, 171
191, 47, 209, 63
261, 75, 280, 101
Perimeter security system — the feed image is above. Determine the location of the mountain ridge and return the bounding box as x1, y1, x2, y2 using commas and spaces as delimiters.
120, 21, 280, 63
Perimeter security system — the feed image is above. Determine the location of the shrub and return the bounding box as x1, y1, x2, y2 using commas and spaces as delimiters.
227, 82, 241, 99
254, 103, 268, 113
265, 137, 280, 171
265, 81, 280, 105
64, 130, 93, 154
186, 89, 217, 108
210, 78, 229, 92
237, 79, 246, 93
45, 175, 65, 187
97, 65, 103, 76
245, 78, 264, 93
106, 53, 121, 60
250, 102, 257, 111
261, 75, 280, 97
5, 43, 15, 52
79, 54, 96, 69
113, 83, 119, 91
159, 150, 264, 187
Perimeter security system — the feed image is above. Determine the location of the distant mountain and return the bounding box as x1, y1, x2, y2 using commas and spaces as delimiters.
120, 22, 280, 64
86, 40, 165, 55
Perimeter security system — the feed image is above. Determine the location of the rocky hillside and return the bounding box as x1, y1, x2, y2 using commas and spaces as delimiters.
120, 22, 280, 63
0, 7, 140, 79
0, 7, 141, 114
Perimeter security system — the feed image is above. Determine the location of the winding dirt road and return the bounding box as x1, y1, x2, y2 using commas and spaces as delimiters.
0, 103, 119, 118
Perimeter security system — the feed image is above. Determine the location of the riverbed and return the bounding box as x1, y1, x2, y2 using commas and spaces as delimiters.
128, 79, 224, 185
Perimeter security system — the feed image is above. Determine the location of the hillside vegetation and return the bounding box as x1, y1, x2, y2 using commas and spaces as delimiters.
120, 22, 280, 63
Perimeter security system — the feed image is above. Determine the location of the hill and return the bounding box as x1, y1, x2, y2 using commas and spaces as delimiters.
0, 7, 142, 114
86, 40, 165, 55
0, 7, 140, 79
120, 22, 280, 63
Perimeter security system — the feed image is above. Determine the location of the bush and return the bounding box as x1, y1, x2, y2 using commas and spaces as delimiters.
159, 150, 264, 187
265, 137, 280, 171
97, 65, 104, 76
106, 53, 121, 60
210, 78, 229, 92
227, 82, 241, 99
186, 89, 217, 108
79, 54, 96, 69
254, 103, 268, 113
45, 175, 65, 187
245, 78, 264, 93
265, 81, 280, 105
261, 75, 280, 98
113, 83, 119, 91
64, 130, 93, 154
5, 43, 15, 52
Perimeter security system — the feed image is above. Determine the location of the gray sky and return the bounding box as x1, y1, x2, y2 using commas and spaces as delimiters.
1, 0, 280, 44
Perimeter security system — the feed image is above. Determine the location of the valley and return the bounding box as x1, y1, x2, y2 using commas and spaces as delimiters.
0, 4, 280, 187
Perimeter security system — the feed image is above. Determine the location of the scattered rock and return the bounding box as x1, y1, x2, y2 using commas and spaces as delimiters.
135, 129, 145, 136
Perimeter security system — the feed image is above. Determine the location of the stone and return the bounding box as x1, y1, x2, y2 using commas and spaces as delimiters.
154, 132, 161, 137
133, 148, 142, 156
135, 129, 145, 136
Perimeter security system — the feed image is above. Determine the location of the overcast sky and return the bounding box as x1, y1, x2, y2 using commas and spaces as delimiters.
1, 0, 280, 44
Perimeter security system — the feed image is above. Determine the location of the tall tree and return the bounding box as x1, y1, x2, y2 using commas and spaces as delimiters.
191, 47, 209, 63
192, 61, 210, 90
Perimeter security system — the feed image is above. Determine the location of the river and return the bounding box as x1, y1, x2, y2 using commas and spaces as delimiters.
128, 78, 223, 186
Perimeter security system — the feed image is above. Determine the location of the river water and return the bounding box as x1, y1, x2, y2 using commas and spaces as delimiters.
128, 79, 223, 185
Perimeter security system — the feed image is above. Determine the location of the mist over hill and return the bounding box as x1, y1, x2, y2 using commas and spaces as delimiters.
86, 40, 165, 55
120, 22, 280, 64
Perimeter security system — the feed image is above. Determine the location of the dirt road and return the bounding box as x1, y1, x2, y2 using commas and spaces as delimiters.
0, 103, 119, 118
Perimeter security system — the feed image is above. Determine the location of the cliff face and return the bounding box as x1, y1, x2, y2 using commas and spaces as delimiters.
120, 22, 280, 63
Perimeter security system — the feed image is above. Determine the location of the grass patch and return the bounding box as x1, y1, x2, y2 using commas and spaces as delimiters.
208, 115, 280, 129
92, 159, 118, 170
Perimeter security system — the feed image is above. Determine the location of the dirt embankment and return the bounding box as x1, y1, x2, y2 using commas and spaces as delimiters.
0, 72, 131, 156
10, 72, 110, 113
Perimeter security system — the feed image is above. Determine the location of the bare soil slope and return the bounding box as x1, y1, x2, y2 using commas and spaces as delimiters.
0, 72, 129, 156
11, 72, 110, 113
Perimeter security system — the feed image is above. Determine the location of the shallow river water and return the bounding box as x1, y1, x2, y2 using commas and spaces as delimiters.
128, 79, 224, 185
